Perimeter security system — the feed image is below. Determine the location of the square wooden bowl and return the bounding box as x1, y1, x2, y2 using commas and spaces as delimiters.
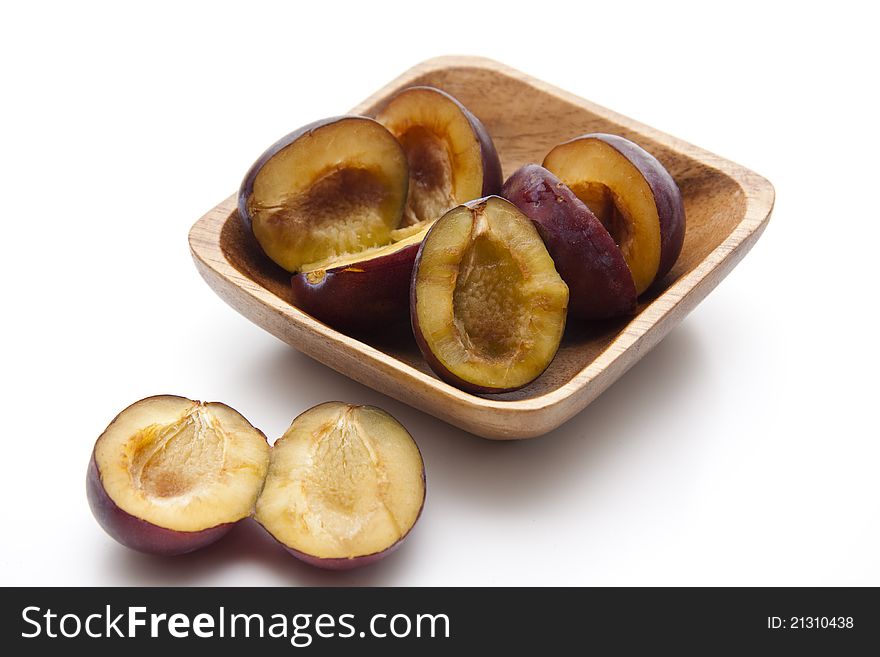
189, 56, 774, 440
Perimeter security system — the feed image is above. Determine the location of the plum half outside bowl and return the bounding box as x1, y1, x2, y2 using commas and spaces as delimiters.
410, 196, 569, 394
87, 395, 270, 556
238, 116, 409, 273
543, 133, 685, 295
254, 402, 425, 570
375, 86, 502, 227
503, 164, 637, 320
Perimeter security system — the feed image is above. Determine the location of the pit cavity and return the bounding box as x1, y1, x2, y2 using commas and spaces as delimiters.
258, 167, 388, 228
570, 181, 635, 258
453, 232, 528, 360
127, 406, 226, 500
398, 126, 455, 226
290, 167, 388, 226
250, 166, 395, 270
304, 407, 399, 542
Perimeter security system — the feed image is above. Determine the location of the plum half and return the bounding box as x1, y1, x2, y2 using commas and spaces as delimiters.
375, 86, 502, 228
411, 196, 569, 393
239, 116, 409, 273
543, 133, 685, 295
503, 164, 637, 320
87, 395, 270, 556
255, 402, 425, 570
290, 223, 432, 332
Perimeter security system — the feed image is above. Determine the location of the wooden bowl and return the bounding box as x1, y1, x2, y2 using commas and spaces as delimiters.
189, 56, 774, 440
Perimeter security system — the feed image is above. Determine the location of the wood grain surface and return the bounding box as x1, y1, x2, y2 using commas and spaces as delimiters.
188, 56, 774, 439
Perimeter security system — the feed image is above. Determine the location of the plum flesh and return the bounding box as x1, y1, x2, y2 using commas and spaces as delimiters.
376, 86, 502, 227
411, 196, 569, 393
254, 402, 425, 570
239, 116, 409, 273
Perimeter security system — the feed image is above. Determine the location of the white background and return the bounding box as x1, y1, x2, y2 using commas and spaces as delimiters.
2, 1, 878, 586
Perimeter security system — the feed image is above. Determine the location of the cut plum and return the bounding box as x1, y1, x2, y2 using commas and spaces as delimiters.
290, 223, 432, 332
411, 196, 569, 393
87, 395, 270, 555
239, 116, 409, 272
543, 133, 685, 295
503, 164, 637, 320
255, 402, 425, 569
375, 86, 502, 228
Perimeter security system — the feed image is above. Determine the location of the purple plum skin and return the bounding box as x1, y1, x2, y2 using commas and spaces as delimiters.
86, 453, 235, 556
283, 541, 406, 571
503, 165, 637, 320
290, 241, 421, 333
